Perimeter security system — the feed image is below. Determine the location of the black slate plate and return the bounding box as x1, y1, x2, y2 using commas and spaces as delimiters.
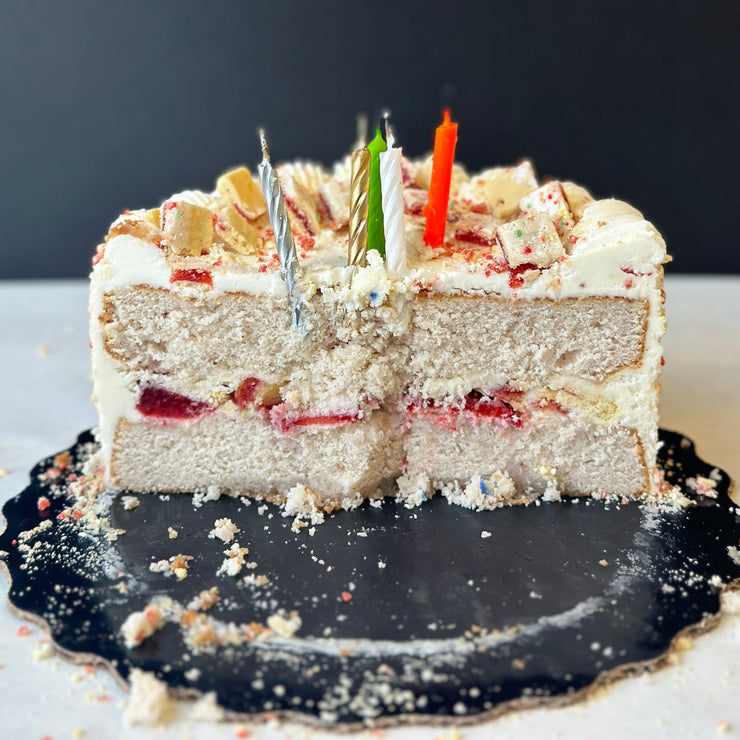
1, 429, 738, 727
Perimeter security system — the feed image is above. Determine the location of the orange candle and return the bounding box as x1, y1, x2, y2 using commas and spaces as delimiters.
423, 110, 458, 247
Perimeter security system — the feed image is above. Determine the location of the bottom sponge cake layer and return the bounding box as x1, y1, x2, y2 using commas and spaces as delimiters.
405, 414, 646, 498
108, 405, 646, 504
111, 410, 405, 506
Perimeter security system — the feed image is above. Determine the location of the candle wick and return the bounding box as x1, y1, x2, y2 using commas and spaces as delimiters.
380, 109, 391, 143
258, 129, 270, 162
386, 123, 395, 150
355, 112, 368, 148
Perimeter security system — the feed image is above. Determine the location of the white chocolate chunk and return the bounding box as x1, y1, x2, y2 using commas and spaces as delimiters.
453, 212, 502, 249
318, 178, 349, 228
561, 181, 593, 220
468, 166, 538, 220
279, 172, 321, 235
497, 213, 564, 268
161, 201, 214, 256
519, 181, 575, 236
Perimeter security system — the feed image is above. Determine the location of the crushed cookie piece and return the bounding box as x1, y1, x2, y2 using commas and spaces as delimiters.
216, 167, 266, 220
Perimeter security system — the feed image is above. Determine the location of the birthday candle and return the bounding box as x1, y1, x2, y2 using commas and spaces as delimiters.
348, 148, 370, 267
379, 123, 406, 275
257, 130, 304, 332
366, 128, 387, 256
423, 110, 458, 247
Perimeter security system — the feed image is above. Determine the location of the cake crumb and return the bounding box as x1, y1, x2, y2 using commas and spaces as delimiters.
395, 473, 432, 508
124, 669, 173, 725
187, 587, 219, 612
599, 559, 608, 567
721, 589, 740, 615
188, 690, 225, 721
36, 343, 51, 357
150, 554, 193, 580
727, 546, 740, 567
0, 468, 9, 479
674, 635, 693, 652
717, 719, 731, 734
481, 531, 492, 539
121, 495, 140, 511
32, 641, 54, 661
440, 472, 523, 511
121, 604, 164, 648
167, 527, 178, 539
217, 543, 250, 577
435, 729, 463, 740
209, 517, 240, 543
282, 484, 326, 525
267, 611, 302, 639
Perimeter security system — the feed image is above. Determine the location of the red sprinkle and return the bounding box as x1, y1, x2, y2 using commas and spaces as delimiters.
71, 510, 83, 521
341, 591, 353, 602
37, 496, 51, 513
17, 625, 31, 637
235, 729, 251, 739
170, 268, 213, 287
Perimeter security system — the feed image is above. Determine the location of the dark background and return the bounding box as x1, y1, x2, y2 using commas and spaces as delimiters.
2, 0, 738, 279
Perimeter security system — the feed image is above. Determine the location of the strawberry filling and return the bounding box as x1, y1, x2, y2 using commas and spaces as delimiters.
269, 404, 361, 434
137, 386, 213, 420
170, 268, 213, 287
508, 263, 539, 289
233, 377, 261, 408
407, 387, 535, 430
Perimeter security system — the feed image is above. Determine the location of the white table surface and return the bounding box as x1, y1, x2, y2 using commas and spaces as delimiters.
0, 276, 738, 739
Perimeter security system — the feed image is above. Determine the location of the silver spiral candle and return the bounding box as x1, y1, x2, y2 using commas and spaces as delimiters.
348, 148, 370, 267
258, 130, 303, 332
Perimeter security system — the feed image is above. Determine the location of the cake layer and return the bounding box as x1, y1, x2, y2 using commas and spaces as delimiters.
409, 294, 648, 389
112, 410, 404, 504
405, 413, 647, 498
101, 286, 647, 403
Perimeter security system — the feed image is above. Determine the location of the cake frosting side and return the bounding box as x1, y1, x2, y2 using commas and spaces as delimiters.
89, 156, 667, 508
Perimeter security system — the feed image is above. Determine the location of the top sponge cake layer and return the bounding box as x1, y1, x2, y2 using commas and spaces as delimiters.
100, 287, 648, 410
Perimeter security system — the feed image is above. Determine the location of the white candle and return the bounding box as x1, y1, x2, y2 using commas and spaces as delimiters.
379, 124, 406, 276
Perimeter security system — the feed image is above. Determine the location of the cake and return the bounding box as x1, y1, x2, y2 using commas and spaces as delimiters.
89, 144, 668, 512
